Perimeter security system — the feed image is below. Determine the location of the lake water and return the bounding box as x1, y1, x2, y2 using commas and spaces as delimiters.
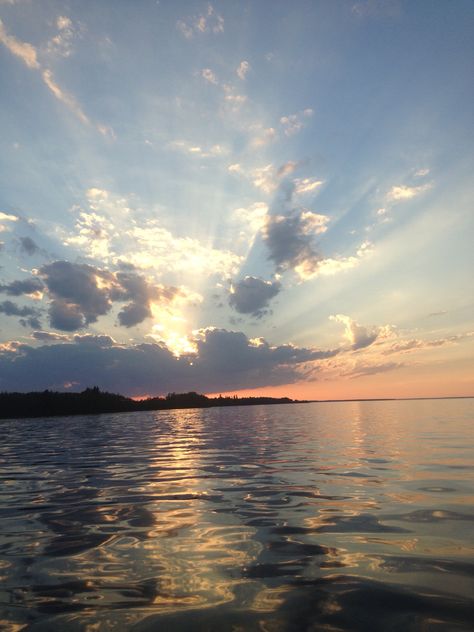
1, 399, 473, 631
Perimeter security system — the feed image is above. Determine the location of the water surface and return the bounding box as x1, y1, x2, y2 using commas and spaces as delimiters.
1, 399, 473, 630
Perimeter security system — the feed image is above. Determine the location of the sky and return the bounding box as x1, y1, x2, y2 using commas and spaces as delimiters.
0, 0, 473, 400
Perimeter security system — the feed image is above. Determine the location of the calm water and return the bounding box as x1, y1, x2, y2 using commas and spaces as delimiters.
1, 399, 473, 631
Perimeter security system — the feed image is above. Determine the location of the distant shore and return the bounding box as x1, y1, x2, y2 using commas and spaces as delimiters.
0, 387, 304, 420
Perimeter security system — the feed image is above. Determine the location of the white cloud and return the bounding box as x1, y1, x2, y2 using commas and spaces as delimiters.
169, 139, 227, 158
295, 241, 373, 280
248, 124, 276, 148
232, 202, 268, 253
236, 60, 250, 80
294, 178, 324, 195
233, 202, 268, 234
280, 108, 314, 136
0, 211, 18, 222
386, 183, 432, 202
201, 67, 218, 84
64, 188, 242, 280
414, 168, 430, 178
46, 15, 81, 58
176, 4, 224, 38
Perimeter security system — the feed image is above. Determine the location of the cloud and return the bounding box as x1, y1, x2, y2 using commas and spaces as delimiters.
0, 300, 40, 318
0, 328, 338, 395
19, 236, 39, 255
229, 276, 281, 317
249, 126, 277, 149
40, 261, 113, 329
233, 171, 367, 281
229, 163, 293, 194
38, 260, 185, 331
232, 202, 268, 253
414, 168, 430, 178
263, 209, 329, 274
35, 259, 197, 332
0, 19, 39, 68
0, 277, 44, 296
0, 20, 108, 135
73, 333, 115, 347
294, 178, 324, 195
0, 300, 42, 328
299, 241, 374, 280
176, 4, 224, 38
0, 211, 18, 222
386, 183, 431, 202
169, 139, 226, 158
330, 314, 380, 350
280, 108, 313, 136
342, 360, 403, 379
201, 67, 218, 84
47, 298, 88, 331
32, 330, 70, 342
63, 188, 241, 279
382, 332, 474, 355
111, 269, 179, 328
236, 60, 250, 80
45, 15, 81, 58
41, 69, 90, 126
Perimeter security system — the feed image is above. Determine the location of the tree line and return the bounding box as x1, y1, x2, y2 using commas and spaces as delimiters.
0, 386, 300, 420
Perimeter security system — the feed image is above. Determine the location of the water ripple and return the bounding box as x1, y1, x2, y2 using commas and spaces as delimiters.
1, 399, 473, 630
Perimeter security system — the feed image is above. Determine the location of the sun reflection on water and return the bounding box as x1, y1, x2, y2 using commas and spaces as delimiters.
0, 400, 473, 630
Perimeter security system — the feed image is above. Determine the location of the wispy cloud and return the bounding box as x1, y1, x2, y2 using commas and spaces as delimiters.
45, 15, 82, 58
0, 18, 39, 68
168, 139, 227, 158
41, 69, 90, 126
386, 182, 432, 202
280, 108, 314, 136
177, 4, 224, 38
0, 19, 110, 135
382, 332, 474, 355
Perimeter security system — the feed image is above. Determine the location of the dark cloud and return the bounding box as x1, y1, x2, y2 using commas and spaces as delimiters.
117, 302, 151, 327
331, 314, 380, 351
351, 326, 379, 350
112, 270, 177, 328
19, 236, 39, 255
0, 277, 44, 296
73, 334, 115, 347
38, 261, 178, 331
0, 300, 39, 318
229, 276, 281, 317
263, 209, 323, 273
0, 300, 42, 329
48, 299, 86, 331
0, 328, 339, 395
40, 261, 113, 329
32, 331, 70, 342
19, 316, 42, 329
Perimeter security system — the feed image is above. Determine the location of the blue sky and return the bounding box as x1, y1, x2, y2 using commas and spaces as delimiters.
0, 0, 473, 398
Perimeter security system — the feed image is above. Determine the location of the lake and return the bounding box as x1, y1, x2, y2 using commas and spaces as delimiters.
1, 399, 473, 631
